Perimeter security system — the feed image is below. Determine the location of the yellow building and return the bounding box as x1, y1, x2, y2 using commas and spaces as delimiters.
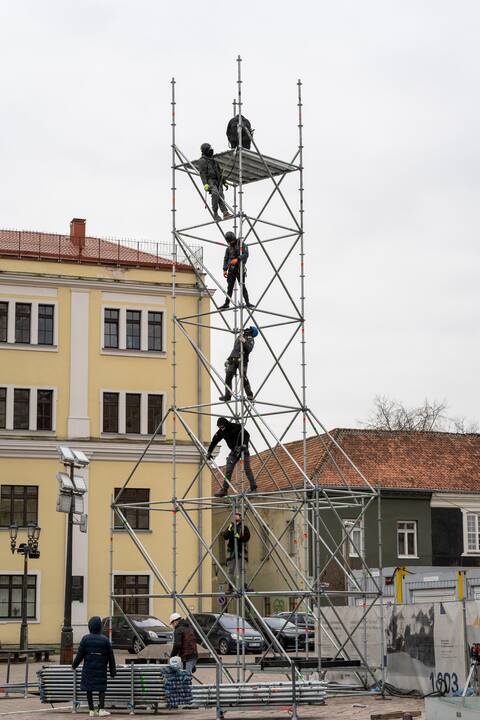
0, 218, 210, 646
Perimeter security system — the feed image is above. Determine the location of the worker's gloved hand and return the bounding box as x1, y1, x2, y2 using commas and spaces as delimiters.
230, 258, 238, 266
204, 183, 209, 192
206, 452, 212, 461
223, 270, 228, 278
235, 533, 240, 539
223, 182, 228, 190
228, 523, 234, 531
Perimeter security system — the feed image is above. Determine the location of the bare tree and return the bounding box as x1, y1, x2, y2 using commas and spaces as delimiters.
362, 395, 478, 433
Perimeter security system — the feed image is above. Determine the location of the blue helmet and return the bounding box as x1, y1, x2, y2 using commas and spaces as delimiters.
249, 326, 259, 338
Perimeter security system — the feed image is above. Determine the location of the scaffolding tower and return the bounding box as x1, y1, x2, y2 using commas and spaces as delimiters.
111, 58, 385, 718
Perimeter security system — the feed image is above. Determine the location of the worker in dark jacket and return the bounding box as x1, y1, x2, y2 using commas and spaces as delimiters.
198, 143, 233, 222
169, 613, 198, 673
220, 326, 258, 402
224, 511, 251, 591
72, 616, 116, 717
207, 416, 257, 497
219, 232, 253, 310
226, 114, 253, 150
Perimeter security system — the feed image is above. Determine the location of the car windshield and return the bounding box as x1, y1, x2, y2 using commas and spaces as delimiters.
217, 615, 255, 631
132, 617, 168, 629
264, 618, 298, 630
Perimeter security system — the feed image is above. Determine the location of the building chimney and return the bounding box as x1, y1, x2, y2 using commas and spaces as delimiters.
70, 218, 86, 250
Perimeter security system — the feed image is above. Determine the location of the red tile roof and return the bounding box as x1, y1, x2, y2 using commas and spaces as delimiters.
0, 229, 193, 273
213, 429, 480, 494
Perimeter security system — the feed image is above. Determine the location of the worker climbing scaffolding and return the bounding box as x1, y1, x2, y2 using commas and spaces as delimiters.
197, 143, 233, 222
219, 326, 257, 402
219, 231, 253, 310
207, 417, 257, 497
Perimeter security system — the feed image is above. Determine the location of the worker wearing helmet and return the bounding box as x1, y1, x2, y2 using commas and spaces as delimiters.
169, 612, 198, 674
219, 326, 258, 403
197, 143, 233, 222
219, 231, 254, 310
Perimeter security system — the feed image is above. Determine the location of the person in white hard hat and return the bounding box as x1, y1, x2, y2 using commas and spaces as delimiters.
169, 613, 198, 674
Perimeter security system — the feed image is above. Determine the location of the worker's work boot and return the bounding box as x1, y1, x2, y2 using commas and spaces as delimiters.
213, 214, 221, 222
214, 487, 228, 498
219, 302, 230, 310
223, 212, 234, 220
248, 485, 258, 494
219, 395, 231, 402
98, 712, 110, 718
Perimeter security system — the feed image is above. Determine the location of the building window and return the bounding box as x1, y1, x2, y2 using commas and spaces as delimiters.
126, 310, 141, 350
125, 394, 141, 434
0, 486, 38, 527
38, 305, 54, 345
114, 488, 150, 530
72, 576, 84, 603
397, 520, 417, 558
0, 388, 6, 429
13, 389, 30, 430
103, 393, 119, 433
287, 519, 296, 556
148, 312, 163, 351
465, 513, 480, 554
343, 520, 363, 558
0, 302, 7, 343
260, 525, 271, 561
148, 394, 163, 434
0, 574, 37, 619
113, 575, 149, 615
104, 309, 119, 349
15, 304, 31, 344
36, 390, 53, 431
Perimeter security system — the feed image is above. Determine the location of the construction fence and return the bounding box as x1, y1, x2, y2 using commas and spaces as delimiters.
320, 600, 480, 695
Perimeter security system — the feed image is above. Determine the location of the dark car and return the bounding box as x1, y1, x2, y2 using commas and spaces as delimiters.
272, 611, 316, 631
192, 613, 265, 655
102, 615, 174, 654
253, 616, 312, 651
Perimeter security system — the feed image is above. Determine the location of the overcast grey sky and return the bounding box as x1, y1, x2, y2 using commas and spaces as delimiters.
1, 0, 479, 442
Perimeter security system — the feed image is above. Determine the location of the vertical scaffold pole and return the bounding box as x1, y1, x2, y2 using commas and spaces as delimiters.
171, 77, 178, 610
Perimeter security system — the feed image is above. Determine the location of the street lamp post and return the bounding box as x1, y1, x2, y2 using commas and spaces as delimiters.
9, 522, 41, 651
57, 446, 89, 665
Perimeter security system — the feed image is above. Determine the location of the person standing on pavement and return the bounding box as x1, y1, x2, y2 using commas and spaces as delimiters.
197, 143, 233, 222
72, 616, 116, 717
219, 231, 253, 310
219, 326, 258, 402
169, 612, 198, 674
223, 511, 251, 592
207, 416, 257, 497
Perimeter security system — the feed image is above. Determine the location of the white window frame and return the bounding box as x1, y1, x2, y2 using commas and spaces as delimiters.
0, 300, 58, 351
462, 510, 480, 556
0, 570, 41, 624
397, 520, 418, 558
100, 390, 166, 437
101, 305, 167, 357
0, 385, 57, 433
343, 519, 364, 558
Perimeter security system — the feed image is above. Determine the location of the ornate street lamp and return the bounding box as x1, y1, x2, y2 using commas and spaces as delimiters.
9, 522, 41, 651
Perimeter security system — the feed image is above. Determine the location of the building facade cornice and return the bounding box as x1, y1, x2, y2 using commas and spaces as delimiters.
0, 271, 211, 298
0, 438, 203, 462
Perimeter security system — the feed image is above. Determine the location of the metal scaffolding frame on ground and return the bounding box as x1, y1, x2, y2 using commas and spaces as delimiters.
110, 58, 385, 719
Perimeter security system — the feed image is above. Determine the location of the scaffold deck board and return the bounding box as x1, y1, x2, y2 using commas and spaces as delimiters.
176, 148, 299, 186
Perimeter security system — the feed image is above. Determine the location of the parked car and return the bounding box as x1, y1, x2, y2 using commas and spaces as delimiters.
252, 616, 313, 650
272, 611, 316, 631
192, 613, 265, 655
101, 615, 174, 654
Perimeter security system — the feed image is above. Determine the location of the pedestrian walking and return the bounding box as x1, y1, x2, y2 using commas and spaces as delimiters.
219, 326, 258, 402
207, 416, 257, 497
224, 511, 251, 592
219, 231, 253, 310
198, 143, 233, 222
169, 612, 198, 674
72, 616, 116, 717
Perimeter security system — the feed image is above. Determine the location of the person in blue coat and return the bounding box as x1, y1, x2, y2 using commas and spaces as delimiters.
72, 616, 116, 717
